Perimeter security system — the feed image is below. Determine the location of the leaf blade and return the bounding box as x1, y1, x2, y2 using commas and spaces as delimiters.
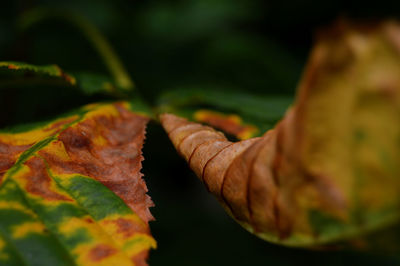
0, 61, 125, 97
0, 102, 156, 265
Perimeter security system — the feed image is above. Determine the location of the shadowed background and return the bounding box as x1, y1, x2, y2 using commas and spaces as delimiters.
1, 0, 400, 265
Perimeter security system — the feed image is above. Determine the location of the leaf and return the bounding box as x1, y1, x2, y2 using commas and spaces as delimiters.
0, 61, 76, 85
0, 102, 156, 265
67, 72, 122, 96
160, 20, 400, 247
192, 109, 260, 140
157, 87, 293, 139
0, 61, 125, 96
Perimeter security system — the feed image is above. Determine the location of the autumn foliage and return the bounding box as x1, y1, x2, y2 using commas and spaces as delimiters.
161, 20, 400, 246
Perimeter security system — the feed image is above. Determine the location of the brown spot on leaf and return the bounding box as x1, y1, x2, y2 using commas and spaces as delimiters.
0, 141, 32, 180
62, 130, 91, 149
23, 157, 73, 202
0, 156, 16, 175
88, 244, 117, 262
84, 217, 94, 224
104, 218, 148, 239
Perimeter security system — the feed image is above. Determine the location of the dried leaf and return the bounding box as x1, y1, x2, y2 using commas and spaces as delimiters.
160, 20, 400, 246
0, 102, 156, 265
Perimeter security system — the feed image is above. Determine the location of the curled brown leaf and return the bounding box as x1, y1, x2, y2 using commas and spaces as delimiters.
160, 20, 400, 246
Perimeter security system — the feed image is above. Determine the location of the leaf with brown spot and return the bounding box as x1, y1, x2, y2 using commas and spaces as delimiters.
160, 20, 400, 247
0, 102, 156, 265
193, 110, 259, 140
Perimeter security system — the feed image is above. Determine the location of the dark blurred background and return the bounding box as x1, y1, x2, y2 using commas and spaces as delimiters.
1, 0, 400, 265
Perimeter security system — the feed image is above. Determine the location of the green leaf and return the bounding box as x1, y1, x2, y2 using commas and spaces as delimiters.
0, 61, 76, 86
0, 61, 125, 97
0, 102, 156, 265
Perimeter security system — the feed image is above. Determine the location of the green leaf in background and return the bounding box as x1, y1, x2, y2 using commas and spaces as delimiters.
0, 102, 156, 265
0, 61, 125, 97
0, 61, 76, 86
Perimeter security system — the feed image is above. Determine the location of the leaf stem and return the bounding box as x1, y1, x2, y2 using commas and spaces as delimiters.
18, 8, 134, 91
